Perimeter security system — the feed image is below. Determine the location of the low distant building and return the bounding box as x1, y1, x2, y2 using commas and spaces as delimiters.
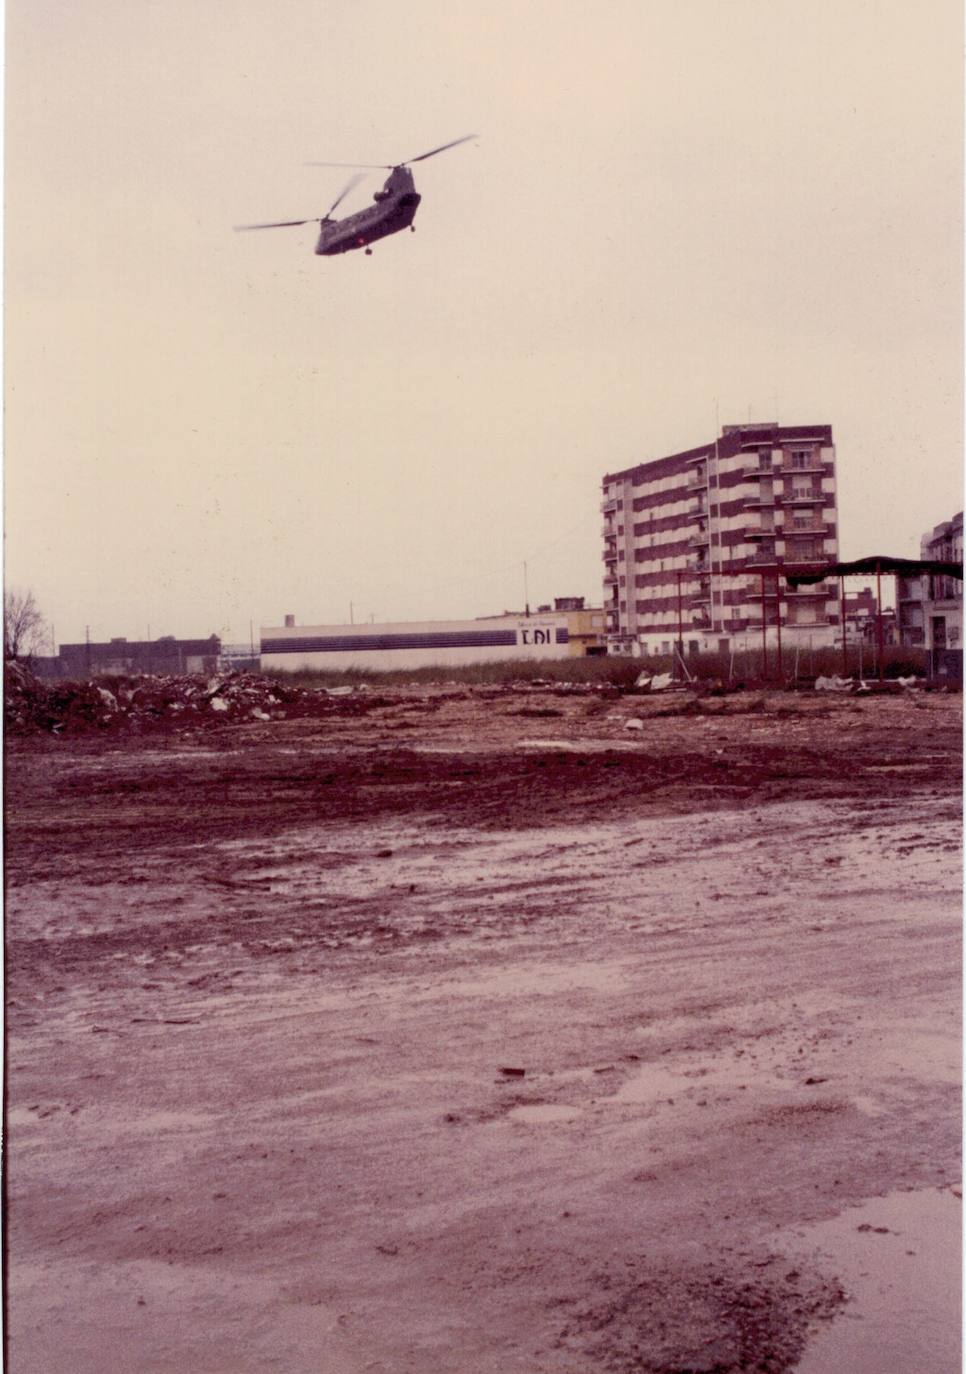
261, 615, 572, 672
57, 635, 222, 678
896, 513, 963, 675
553, 597, 607, 655
219, 643, 261, 673
842, 587, 895, 647
490, 597, 606, 657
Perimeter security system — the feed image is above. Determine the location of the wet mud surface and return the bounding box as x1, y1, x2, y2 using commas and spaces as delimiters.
5, 687, 962, 1372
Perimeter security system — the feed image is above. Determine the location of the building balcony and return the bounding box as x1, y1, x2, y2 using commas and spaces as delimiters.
743, 463, 775, 480
688, 557, 710, 573
743, 493, 777, 508
780, 456, 825, 473
601, 523, 615, 538
785, 522, 830, 536
784, 488, 825, 504
745, 551, 779, 567
783, 616, 840, 629
785, 583, 835, 597
744, 524, 778, 539
603, 548, 618, 565
601, 497, 618, 514
689, 530, 710, 547
688, 499, 708, 516
603, 572, 618, 587
688, 469, 708, 488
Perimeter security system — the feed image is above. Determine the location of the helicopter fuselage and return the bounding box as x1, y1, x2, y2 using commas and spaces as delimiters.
316, 165, 421, 256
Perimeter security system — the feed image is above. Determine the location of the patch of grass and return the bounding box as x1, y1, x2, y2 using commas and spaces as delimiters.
262, 657, 645, 690
257, 644, 929, 690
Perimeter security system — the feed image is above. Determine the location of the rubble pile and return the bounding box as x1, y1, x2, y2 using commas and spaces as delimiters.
4, 665, 377, 735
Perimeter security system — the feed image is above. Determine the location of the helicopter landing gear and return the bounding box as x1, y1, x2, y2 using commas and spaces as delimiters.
365, 247, 372, 255
410, 225, 416, 232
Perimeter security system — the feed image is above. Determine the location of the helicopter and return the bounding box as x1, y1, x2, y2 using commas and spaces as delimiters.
234, 135, 476, 257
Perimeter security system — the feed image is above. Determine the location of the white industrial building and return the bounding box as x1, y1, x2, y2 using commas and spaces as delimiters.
261, 614, 572, 673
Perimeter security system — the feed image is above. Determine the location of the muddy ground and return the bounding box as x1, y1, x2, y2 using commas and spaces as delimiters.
5, 685, 962, 1372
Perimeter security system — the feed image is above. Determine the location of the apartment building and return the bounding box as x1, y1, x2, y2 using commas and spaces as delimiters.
895, 511, 963, 661
601, 422, 840, 655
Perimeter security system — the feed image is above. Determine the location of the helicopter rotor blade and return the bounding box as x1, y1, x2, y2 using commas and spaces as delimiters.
233, 217, 320, 231
403, 134, 477, 164
322, 173, 365, 219
304, 160, 391, 170
304, 135, 477, 172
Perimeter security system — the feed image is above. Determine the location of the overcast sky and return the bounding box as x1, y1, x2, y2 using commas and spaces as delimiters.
6, 0, 963, 644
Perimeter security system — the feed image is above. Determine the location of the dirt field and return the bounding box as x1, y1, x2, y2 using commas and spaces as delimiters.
5, 684, 962, 1373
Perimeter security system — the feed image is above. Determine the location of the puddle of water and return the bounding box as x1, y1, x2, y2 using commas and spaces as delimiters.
434, 960, 626, 999
507, 1103, 582, 1124
128, 1110, 214, 1132
850, 1094, 887, 1117
792, 1188, 961, 1374
516, 738, 641, 752
865, 1027, 961, 1085
612, 1057, 778, 1104
6, 1107, 43, 1127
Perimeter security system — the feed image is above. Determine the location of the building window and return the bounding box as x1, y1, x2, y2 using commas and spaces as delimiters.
789, 449, 814, 468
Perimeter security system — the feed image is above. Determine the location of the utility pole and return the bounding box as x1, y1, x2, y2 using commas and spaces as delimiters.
759, 575, 768, 680
675, 569, 684, 677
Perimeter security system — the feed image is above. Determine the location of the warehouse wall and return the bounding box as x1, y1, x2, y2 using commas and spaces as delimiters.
261, 616, 570, 672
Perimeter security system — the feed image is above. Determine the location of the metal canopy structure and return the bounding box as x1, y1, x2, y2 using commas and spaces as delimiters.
785, 556, 964, 588
668, 555, 963, 682
782, 555, 964, 680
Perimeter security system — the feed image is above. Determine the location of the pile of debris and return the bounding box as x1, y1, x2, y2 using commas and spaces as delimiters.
4, 663, 376, 735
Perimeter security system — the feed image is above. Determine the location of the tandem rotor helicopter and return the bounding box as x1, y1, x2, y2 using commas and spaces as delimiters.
234, 134, 476, 257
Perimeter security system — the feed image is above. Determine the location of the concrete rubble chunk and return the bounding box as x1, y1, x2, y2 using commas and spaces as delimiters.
3, 664, 388, 735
